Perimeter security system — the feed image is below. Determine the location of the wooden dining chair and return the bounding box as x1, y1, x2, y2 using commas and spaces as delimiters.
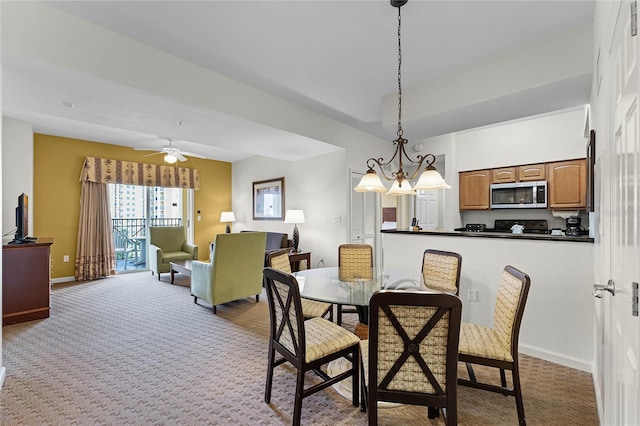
458, 265, 531, 426
422, 249, 462, 295
266, 249, 333, 320
337, 244, 373, 325
362, 290, 462, 425
263, 267, 360, 426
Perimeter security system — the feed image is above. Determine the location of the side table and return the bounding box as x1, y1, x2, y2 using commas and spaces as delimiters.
288, 251, 311, 272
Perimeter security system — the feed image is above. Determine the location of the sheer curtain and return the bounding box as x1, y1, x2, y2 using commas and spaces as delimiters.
75, 181, 115, 280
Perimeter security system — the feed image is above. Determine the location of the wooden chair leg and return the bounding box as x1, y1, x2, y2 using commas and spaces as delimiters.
264, 347, 275, 403
337, 305, 343, 325
256, 295, 260, 303
193, 296, 197, 304
212, 305, 217, 314
351, 348, 359, 407
512, 362, 526, 425
293, 368, 305, 426
500, 368, 507, 387
428, 407, 439, 419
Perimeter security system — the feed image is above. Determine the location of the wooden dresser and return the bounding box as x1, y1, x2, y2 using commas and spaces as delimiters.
2, 237, 54, 325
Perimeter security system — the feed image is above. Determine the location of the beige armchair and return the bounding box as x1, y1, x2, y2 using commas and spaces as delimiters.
148, 226, 198, 280
191, 232, 266, 314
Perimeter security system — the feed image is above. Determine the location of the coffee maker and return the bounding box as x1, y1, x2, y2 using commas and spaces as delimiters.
565, 217, 582, 236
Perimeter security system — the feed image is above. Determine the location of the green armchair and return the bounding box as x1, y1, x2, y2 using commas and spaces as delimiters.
191, 232, 266, 314
148, 226, 198, 280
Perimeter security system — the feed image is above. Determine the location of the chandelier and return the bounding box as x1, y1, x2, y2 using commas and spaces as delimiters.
354, 0, 450, 195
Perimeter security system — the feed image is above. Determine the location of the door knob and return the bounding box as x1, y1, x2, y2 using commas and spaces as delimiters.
593, 279, 616, 298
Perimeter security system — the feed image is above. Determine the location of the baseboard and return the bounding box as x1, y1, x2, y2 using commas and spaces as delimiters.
519, 343, 592, 372
0, 366, 6, 389
51, 276, 76, 285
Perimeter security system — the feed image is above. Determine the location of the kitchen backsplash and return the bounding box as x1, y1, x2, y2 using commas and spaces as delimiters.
460, 209, 590, 231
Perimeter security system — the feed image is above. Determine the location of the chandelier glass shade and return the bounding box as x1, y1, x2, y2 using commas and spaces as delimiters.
354, 0, 450, 195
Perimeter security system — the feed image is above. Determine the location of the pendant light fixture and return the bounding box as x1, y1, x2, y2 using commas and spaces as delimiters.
354, 0, 450, 195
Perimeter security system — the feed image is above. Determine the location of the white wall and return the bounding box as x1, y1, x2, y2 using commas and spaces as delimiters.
383, 232, 595, 372
2, 117, 33, 238
455, 107, 587, 171
233, 150, 348, 267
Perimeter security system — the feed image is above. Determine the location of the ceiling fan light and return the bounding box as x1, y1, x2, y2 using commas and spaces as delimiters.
354, 170, 387, 193
164, 153, 178, 164
385, 179, 414, 196
414, 166, 451, 190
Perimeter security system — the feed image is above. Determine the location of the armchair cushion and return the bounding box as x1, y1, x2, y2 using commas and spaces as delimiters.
148, 226, 198, 279
191, 232, 267, 313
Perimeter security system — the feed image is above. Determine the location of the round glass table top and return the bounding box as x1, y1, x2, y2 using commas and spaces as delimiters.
293, 267, 439, 306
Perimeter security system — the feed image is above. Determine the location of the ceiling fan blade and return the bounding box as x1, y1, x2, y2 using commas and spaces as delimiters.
142, 152, 164, 157
176, 153, 188, 162
133, 147, 158, 152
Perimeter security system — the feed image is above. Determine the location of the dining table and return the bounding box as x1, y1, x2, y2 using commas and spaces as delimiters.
293, 266, 448, 401
293, 266, 444, 339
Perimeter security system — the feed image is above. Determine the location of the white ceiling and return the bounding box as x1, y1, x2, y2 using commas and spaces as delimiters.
2, 0, 595, 162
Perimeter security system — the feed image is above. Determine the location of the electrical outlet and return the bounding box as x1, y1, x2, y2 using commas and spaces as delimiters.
63, 255, 70, 262
468, 289, 479, 302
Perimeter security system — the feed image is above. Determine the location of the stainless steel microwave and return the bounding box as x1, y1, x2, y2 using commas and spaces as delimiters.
490, 181, 547, 209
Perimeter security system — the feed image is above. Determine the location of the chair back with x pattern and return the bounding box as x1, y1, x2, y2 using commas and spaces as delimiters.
368, 290, 462, 425
264, 267, 306, 364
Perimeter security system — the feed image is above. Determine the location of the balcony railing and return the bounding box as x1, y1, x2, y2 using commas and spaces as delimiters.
112, 217, 182, 237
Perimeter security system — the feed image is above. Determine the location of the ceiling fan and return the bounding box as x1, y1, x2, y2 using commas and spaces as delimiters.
133, 139, 207, 164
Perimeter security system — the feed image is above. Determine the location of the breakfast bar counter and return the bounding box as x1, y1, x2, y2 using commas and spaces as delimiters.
381, 230, 595, 373
382, 229, 594, 243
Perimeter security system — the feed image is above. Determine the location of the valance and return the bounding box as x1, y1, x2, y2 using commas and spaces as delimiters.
80, 157, 200, 190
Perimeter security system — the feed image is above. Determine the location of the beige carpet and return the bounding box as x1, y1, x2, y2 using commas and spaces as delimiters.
1, 271, 599, 425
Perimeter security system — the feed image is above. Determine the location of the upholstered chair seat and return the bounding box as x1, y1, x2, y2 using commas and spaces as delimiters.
459, 323, 513, 362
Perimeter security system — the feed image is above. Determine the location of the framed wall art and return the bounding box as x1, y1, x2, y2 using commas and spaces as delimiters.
253, 177, 285, 220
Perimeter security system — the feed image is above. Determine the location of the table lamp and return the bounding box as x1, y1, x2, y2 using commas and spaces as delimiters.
220, 211, 236, 233
284, 209, 305, 252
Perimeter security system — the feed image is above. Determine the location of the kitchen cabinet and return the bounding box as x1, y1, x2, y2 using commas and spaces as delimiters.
492, 167, 517, 183
518, 163, 546, 181
547, 159, 587, 209
459, 170, 490, 210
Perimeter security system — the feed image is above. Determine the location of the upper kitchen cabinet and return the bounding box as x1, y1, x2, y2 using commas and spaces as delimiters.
459, 170, 490, 210
492, 167, 517, 183
547, 159, 587, 209
518, 163, 546, 181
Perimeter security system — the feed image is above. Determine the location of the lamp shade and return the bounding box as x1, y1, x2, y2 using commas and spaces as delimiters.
220, 211, 236, 222
413, 166, 452, 191
385, 179, 414, 196
164, 153, 178, 164
284, 209, 305, 224
354, 170, 387, 193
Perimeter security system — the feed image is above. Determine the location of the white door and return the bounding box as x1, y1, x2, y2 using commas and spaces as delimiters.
416, 190, 437, 230
601, 2, 640, 423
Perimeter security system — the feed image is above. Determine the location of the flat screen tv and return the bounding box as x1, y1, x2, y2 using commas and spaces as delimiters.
12, 193, 35, 244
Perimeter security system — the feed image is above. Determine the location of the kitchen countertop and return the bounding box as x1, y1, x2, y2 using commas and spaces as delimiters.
381, 229, 594, 243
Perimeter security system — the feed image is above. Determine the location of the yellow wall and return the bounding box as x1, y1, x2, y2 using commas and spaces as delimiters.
34, 134, 232, 279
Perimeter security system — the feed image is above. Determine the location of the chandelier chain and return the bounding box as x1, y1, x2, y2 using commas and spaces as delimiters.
397, 5, 403, 137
